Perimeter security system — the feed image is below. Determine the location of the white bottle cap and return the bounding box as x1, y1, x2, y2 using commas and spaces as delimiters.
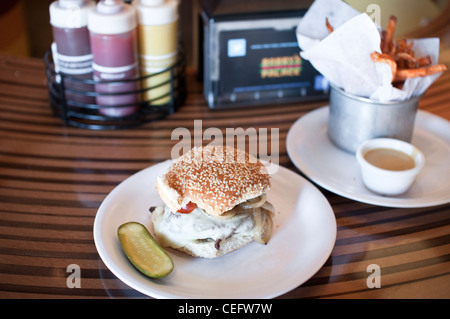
50, 0, 95, 29
141, 0, 164, 5
136, 0, 179, 26
88, 0, 137, 35
59, 0, 85, 8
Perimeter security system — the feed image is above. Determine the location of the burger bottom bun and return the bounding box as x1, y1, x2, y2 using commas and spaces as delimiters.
174, 234, 255, 259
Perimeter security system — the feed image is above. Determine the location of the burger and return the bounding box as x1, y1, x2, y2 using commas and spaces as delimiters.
151, 145, 275, 258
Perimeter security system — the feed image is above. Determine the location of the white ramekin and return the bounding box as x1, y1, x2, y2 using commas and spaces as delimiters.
356, 138, 425, 196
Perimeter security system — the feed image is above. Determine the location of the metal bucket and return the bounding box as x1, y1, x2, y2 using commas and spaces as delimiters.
328, 85, 421, 153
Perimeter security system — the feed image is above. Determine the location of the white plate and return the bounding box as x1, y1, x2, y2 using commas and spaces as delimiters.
94, 160, 336, 299
287, 106, 450, 208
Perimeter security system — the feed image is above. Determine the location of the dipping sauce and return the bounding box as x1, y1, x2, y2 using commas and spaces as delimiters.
364, 148, 415, 171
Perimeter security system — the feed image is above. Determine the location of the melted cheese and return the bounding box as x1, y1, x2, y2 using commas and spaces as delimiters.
152, 205, 255, 249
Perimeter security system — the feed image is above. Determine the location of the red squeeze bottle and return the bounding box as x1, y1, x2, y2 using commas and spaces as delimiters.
88, 0, 139, 117
49, 0, 96, 105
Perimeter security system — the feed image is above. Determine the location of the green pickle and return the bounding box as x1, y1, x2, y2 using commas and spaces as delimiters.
117, 222, 173, 278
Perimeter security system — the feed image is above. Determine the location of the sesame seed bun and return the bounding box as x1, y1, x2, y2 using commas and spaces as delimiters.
155, 145, 271, 216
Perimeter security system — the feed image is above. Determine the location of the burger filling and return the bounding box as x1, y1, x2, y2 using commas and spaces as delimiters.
152, 195, 274, 251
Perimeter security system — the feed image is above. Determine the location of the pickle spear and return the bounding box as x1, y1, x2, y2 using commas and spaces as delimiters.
117, 222, 173, 278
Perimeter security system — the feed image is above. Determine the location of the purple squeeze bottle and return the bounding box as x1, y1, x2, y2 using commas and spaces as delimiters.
88, 0, 139, 117
49, 0, 96, 105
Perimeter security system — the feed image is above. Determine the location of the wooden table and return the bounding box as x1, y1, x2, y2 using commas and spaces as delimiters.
0, 52, 449, 299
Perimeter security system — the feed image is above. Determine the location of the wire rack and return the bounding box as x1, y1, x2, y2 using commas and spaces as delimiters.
44, 47, 186, 130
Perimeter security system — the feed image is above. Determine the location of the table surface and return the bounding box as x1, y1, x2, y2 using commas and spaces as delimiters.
0, 50, 449, 299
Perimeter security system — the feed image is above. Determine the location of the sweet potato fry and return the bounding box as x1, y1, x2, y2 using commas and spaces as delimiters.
380, 30, 387, 53
396, 52, 418, 69
396, 39, 414, 55
396, 52, 416, 63
394, 64, 447, 81
382, 15, 397, 54
325, 17, 333, 34
416, 55, 432, 67
371, 51, 397, 80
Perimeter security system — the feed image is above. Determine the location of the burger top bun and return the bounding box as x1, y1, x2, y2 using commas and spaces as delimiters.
155, 145, 270, 216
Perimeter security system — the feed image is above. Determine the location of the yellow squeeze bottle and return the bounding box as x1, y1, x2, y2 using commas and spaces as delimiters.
136, 0, 179, 105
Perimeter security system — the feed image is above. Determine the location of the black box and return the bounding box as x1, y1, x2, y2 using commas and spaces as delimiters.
200, 0, 329, 109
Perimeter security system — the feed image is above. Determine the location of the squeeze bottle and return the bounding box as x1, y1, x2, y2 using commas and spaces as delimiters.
136, 0, 179, 105
88, 0, 139, 117
50, 0, 96, 104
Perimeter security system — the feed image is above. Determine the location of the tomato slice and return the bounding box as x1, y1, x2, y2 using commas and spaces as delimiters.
177, 201, 197, 214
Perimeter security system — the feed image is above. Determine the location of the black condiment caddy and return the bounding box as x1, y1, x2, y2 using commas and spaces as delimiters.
44, 47, 186, 130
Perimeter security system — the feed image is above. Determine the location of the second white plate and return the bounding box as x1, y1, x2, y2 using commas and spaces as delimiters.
287, 106, 450, 208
